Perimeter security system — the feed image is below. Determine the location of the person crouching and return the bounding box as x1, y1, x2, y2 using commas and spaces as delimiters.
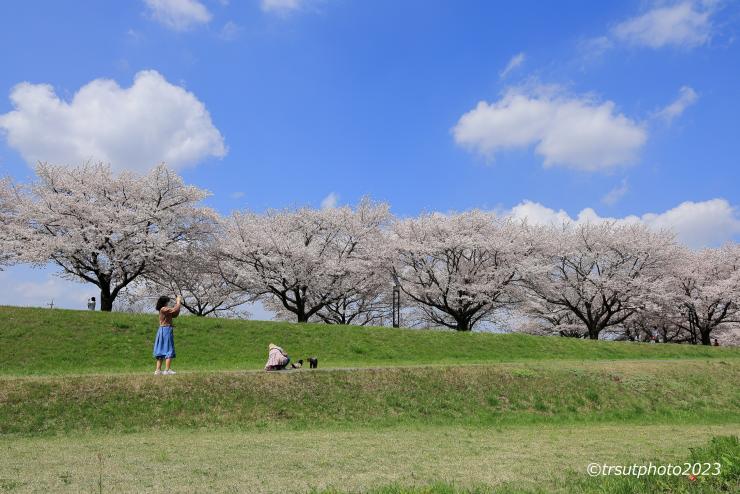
265, 343, 291, 371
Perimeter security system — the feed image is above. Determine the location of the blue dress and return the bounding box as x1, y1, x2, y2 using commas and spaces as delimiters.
153, 326, 176, 359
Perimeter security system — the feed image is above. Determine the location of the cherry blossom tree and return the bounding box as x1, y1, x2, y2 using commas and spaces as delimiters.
611, 275, 688, 343
311, 201, 393, 325
388, 211, 527, 331
6, 161, 738, 340
313, 287, 392, 326
134, 237, 249, 317
0, 178, 19, 269
522, 222, 677, 340
670, 244, 740, 345
12, 162, 214, 311
517, 296, 587, 338
611, 245, 740, 345
218, 199, 390, 323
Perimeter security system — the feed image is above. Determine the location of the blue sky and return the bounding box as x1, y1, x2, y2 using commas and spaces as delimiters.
1, 0, 739, 311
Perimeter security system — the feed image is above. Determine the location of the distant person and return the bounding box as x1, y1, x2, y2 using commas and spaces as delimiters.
713, 338, 720, 347
153, 295, 181, 375
87, 297, 96, 310
265, 343, 291, 371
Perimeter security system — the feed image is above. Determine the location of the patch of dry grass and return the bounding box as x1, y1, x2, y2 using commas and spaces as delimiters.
1, 424, 737, 493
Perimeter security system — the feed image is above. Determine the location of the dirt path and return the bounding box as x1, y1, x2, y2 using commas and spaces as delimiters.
0, 357, 732, 381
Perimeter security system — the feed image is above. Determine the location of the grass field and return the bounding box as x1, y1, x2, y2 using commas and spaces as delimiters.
2, 360, 739, 436
0, 306, 736, 376
2, 425, 738, 493
1, 306, 738, 493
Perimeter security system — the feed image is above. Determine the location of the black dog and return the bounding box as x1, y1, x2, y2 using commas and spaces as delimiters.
290, 359, 303, 369
308, 357, 318, 369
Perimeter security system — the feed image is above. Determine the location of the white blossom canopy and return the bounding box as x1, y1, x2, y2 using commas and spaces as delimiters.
671, 244, 740, 344
522, 222, 678, 339
0, 177, 19, 269
388, 211, 528, 331
134, 234, 250, 317
219, 199, 390, 323
11, 162, 215, 310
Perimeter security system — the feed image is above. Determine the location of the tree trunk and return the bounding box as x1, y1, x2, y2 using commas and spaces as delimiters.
292, 289, 310, 323
99, 289, 114, 312
700, 328, 712, 346
455, 316, 471, 332
294, 298, 308, 323
587, 325, 599, 340
296, 312, 309, 323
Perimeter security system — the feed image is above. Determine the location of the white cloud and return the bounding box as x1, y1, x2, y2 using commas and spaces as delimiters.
577, 36, 614, 61
499, 52, 526, 79
0, 70, 226, 172
219, 21, 243, 41
612, 1, 714, 49
230, 191, 245, 199
321, 192, 338, 209
508, 198, 740, 248
143, 0, 212, 31
126, 28, 144, 42
655, 86, 698, 123
261, 0, 304, 14
508, 201, 576, 226
453, 86, 646, 171
640, 199, 740, 248
601, 178, 629, 205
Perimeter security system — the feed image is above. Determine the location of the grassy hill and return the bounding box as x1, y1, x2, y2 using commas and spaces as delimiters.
0, 306, 737, 376
2, 359, 738, 436
0, 306, 738, 493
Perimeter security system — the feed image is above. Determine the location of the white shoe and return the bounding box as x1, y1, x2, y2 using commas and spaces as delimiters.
154, 370, 162, 375
163, 369, 176, 375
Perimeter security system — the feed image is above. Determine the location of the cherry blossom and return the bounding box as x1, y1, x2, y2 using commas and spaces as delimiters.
522, 222, 678, 339
10, 162, 214, 311
219, 199, 390, 323
388, 211, 527, 331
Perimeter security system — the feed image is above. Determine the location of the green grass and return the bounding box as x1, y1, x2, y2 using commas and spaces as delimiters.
2, 360, 738, 436
0, 425, 737, 493
1, 306, 738, 493
0, 306, 737, 376
318, 435, 739, 494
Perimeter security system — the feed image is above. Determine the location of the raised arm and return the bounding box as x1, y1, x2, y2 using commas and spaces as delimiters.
161, 295, 182, 317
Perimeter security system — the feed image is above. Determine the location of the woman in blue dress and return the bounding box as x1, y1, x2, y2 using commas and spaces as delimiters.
153, 295, 181, 375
